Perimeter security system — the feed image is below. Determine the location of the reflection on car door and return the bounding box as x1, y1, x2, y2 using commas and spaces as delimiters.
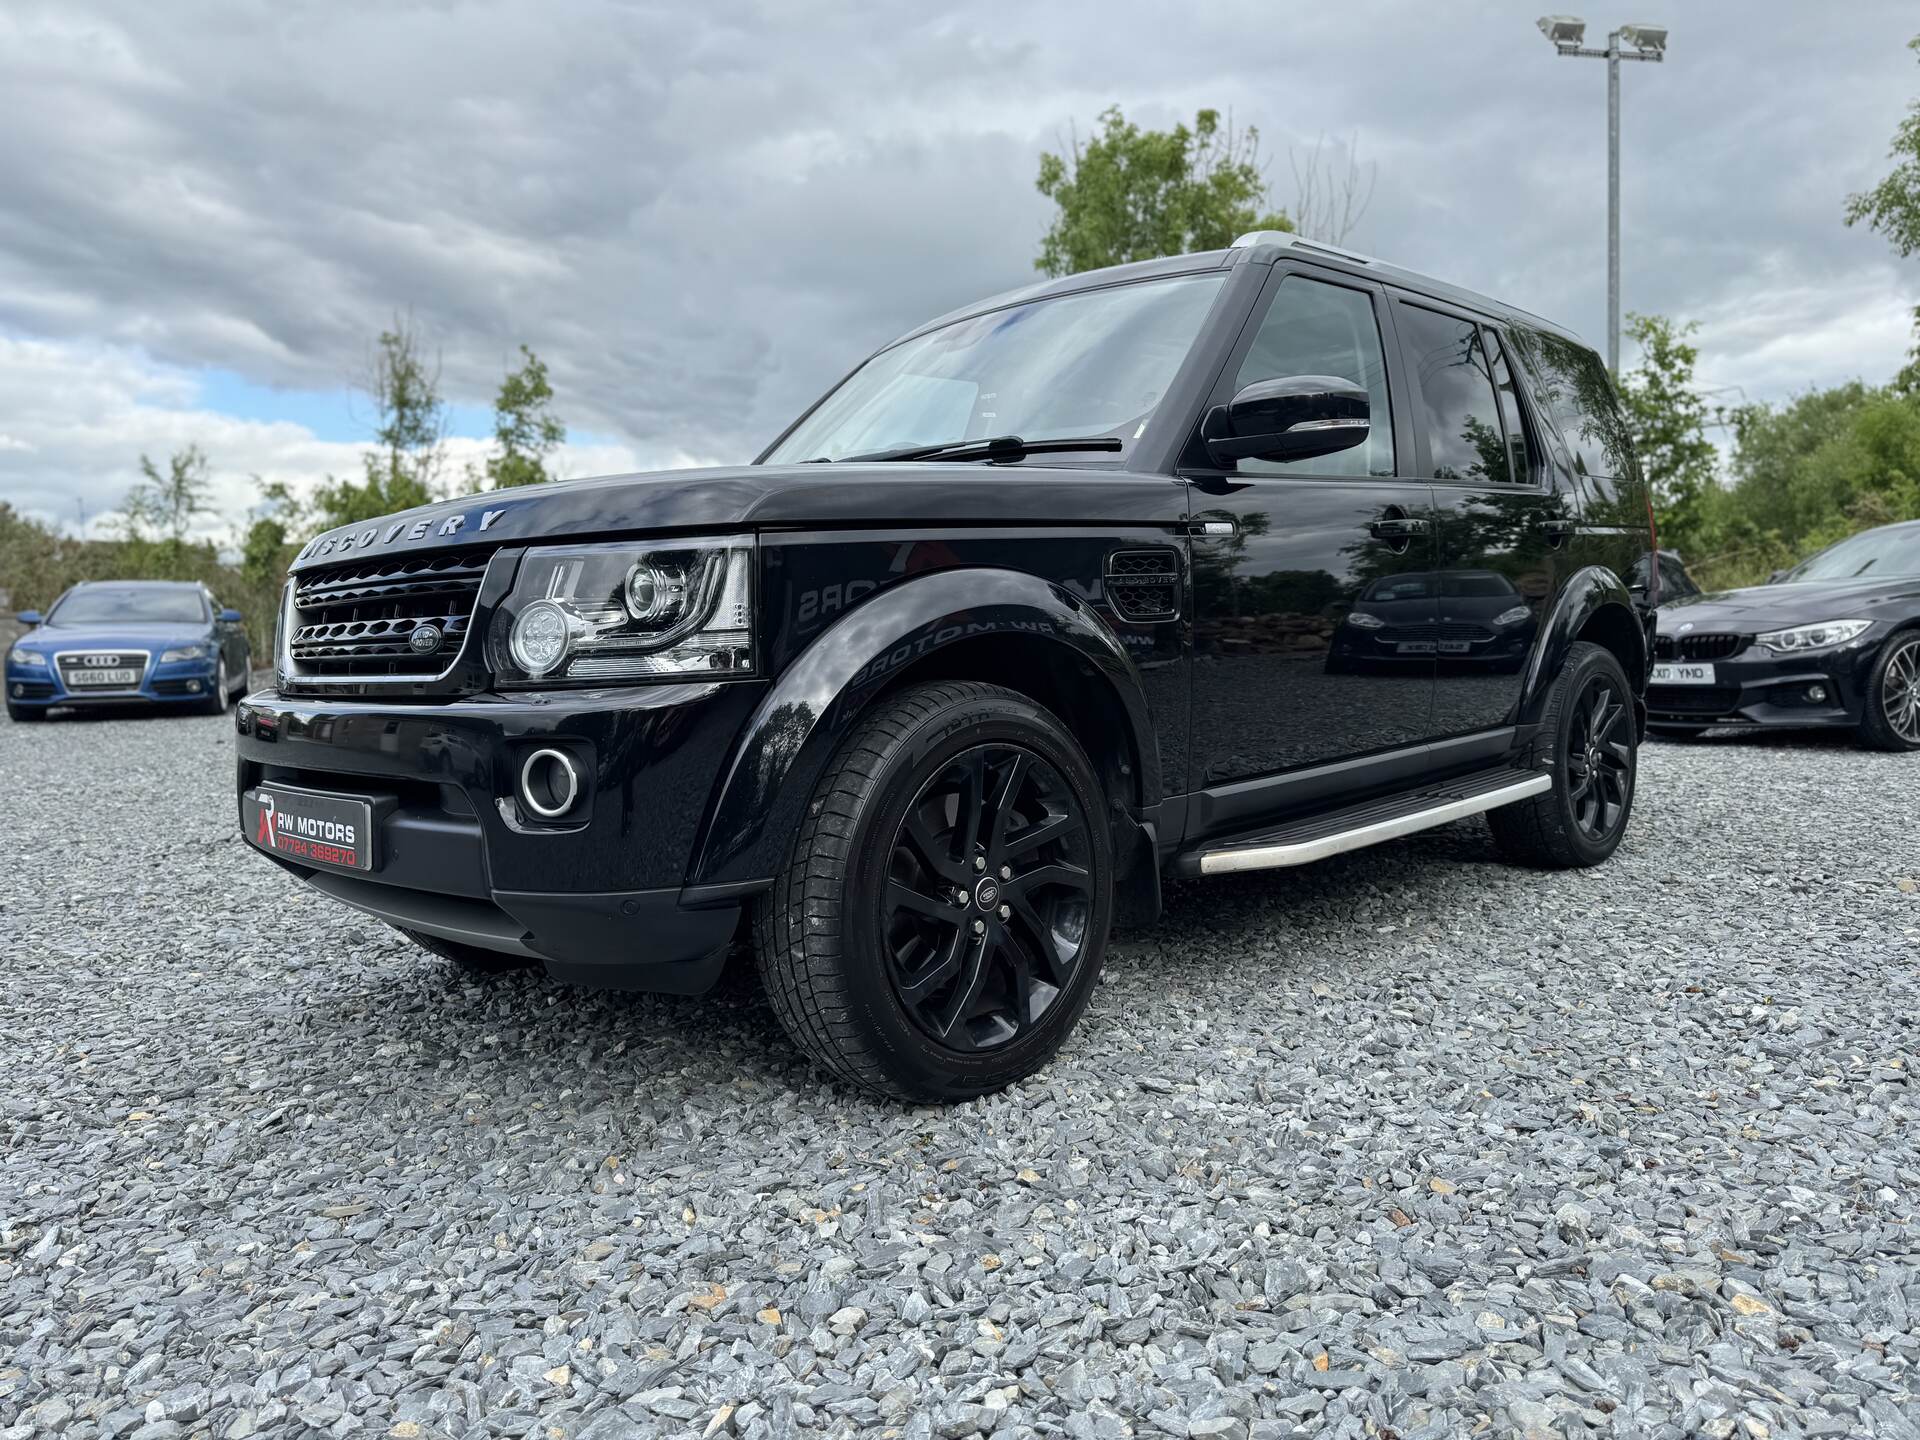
1184, 267, 1437, 793
1392, 302, 1575, 739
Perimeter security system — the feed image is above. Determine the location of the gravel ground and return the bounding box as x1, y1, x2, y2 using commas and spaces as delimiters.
2, 711, 1917, 1440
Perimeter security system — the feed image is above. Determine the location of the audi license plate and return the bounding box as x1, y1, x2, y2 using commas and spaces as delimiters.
243, 785, 377, 872
68, 668, 138, 687
1651, 662, 1716, 686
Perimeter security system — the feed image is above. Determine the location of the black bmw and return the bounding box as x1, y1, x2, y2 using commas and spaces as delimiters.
1647, 519, 1920, 750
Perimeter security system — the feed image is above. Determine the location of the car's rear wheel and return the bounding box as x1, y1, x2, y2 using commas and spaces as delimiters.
1489, 641, 1638, 868
397, 926, 542, 977
1857, 631, 1920, 752
755, 681, 1112, 1102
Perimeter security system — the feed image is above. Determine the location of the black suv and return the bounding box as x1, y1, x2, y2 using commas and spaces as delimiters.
237, 232, 1653, 1100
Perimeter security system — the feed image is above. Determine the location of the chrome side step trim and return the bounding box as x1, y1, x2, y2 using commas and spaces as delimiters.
1198, 773, 1552, 875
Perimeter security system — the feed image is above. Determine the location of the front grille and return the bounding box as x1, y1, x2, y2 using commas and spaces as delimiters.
1648, 683, 1741, 715
285, 550, 490, 681
1654, 632, 1747, 662
1378, 622, 1493, 644
56, 651, 149, 689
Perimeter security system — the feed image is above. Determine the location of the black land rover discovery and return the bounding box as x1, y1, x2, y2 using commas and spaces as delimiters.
237, 231, 1655, 1100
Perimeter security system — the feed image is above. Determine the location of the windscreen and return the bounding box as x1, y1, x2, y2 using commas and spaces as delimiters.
765, 272, 1227, 463
48, 588, 208, 625
1785, 527, 1920, 582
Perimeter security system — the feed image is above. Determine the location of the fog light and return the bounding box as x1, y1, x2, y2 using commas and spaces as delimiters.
519, 748, 584, 819
9, 683, 20, 698
1806, 684, 1827, 703
187, 680, 202, 693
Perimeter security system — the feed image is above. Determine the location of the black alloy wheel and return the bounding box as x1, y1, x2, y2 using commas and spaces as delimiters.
881, 743, 1093, 1053
1565, 670, 1634, 844
1488, 640, 1637, 869
755, 681, 1113, 1102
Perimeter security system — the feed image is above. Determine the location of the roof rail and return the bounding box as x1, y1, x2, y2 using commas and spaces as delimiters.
1230, 229, 1381, 268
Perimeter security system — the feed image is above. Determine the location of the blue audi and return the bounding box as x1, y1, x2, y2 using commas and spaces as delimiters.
6, 580, 251, 723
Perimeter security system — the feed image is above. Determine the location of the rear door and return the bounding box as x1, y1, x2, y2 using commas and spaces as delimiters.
1184, 264, 1437, 794
1392, 300, 1575, 739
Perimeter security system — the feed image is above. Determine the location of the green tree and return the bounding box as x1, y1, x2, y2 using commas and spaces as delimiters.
1844, 36, 1920, 257
1035, 107, 1293, 278
1618, 313, 1719, 554
311, 317, 446, 528
122, 445, 213, 547
476, 345, 566, 490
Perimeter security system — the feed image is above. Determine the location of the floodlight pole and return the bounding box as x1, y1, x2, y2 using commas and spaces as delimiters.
1545, 25, 1663, 377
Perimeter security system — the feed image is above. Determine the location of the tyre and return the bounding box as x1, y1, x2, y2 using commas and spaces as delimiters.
6, 701, 44, 724
1648, 723, 1709, 741
1489, 640, 1638, 869
1856, 631, 1920, 752
754, 680, 1113, 1102
397, 926, 541, 976
201, 657, 231, 715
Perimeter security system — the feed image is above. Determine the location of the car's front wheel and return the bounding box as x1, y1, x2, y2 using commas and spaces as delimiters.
1857, 631, 1920, 752
1489, 640, 1638, 868
755, 681, 1113, 1102
200, 657, 231, 715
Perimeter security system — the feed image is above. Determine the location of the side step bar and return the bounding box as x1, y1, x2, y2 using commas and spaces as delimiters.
1185, 768, 1551, 876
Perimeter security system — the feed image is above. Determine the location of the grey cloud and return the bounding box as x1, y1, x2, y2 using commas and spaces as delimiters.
0, 0, 1916, 490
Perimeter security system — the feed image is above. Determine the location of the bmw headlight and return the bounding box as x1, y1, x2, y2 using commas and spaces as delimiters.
489, 537, 754, 685
8, 647, 47, 668
160, 644, 211, 663
1492, 604, 1532, 628
1755, 619, 1872, 655
1346, 611, 1386, 630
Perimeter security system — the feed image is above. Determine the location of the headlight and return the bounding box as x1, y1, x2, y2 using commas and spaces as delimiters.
1755, 619, 1872, 655
1492, 605, 1532, 628
8, 648, 47, 668
488, 537, 754, 685
1346, 611, 1385, 629
160, 644, 210, 663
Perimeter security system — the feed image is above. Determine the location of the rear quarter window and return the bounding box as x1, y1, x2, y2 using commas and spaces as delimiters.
1507, 326, 1634, 479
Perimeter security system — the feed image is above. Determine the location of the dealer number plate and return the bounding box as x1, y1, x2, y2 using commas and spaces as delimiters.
1651, 662, 1716, 686
68, 668, 138, 687
243, 785, 376, 872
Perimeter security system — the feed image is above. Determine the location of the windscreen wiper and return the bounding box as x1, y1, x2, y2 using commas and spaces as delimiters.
840, 434, 1126, 464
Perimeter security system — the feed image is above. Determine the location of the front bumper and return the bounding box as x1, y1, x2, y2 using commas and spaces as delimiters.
1646, 635, 1879, 729
7, 653, 220, 709
234, 681, 767, 990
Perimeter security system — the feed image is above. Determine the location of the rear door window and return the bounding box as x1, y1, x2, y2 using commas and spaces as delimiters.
1395, 302, 1506, 482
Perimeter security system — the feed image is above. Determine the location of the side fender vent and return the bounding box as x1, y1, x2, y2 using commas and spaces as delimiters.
1104, 548, 1181, 623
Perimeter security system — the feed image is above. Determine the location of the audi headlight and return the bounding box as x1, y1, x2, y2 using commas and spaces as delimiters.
1755, 619, 1872, 655
1346, 611, 1386, 630
8, 647, 47, 668
1492, 605, 1532, 628
489, 538, 754, 685
160, 644, 211, 663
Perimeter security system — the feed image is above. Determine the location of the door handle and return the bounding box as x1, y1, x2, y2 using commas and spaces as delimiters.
1368, 517, 1429, 540
1537, 518, 1580, 543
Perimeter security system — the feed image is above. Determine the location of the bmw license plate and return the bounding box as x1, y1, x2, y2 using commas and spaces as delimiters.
243, 784, 377, 872
1651, 662, 1716, 686
68, 668, 138, 687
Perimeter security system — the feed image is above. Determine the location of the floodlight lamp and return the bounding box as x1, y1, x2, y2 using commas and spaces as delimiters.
1537, 15, 1587, 46
1619, 23, 1667, 54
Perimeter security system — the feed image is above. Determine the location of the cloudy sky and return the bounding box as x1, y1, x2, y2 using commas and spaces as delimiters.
2, 0, 1917, 542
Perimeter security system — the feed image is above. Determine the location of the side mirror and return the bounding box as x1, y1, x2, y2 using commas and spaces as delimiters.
16, 610, 42, 626
1766, 569, 1788, 585
220, 608, 243, 623
1204, 376, 1370, 466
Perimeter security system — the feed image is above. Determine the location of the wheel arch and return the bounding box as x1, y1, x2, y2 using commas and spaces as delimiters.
691, 567, 1159, 889
1522, 566, 1651, 727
